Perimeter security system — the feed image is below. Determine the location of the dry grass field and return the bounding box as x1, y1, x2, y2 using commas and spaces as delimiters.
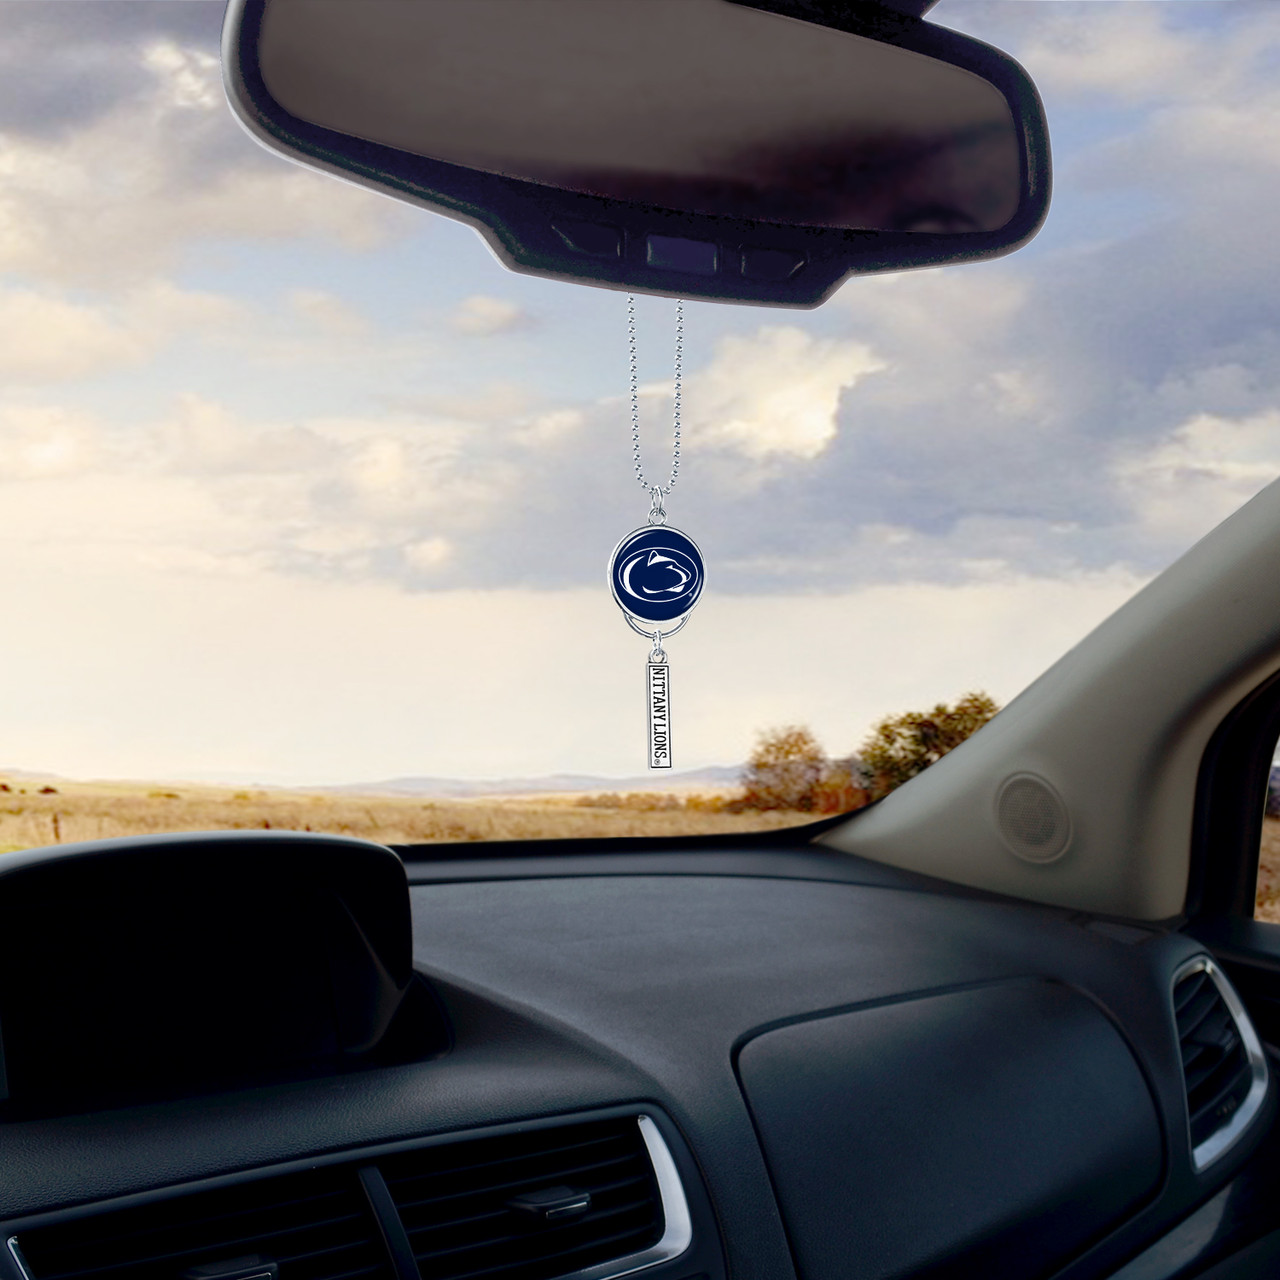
0, 775, 804, 854
2, 775, 1278, 921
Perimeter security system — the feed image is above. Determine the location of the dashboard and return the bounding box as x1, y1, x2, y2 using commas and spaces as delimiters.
0, 831, 1276, 1280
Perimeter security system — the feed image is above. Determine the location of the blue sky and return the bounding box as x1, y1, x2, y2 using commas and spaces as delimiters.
0, 1, 1276, 783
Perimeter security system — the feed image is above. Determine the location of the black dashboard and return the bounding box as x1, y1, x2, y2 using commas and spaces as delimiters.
0, 832, 1276, 1280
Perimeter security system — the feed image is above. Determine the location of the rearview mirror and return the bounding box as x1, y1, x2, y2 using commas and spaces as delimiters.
223, 0, 1050, 307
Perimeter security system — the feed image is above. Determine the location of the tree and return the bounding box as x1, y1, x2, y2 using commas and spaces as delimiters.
740, 725, 828, 811
739, 725, 868, 813
859, 691, 1000, 800
810, 762, 870, 815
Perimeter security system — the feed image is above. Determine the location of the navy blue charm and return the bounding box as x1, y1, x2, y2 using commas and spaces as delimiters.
618, 299, 696, 769
609, 525, 705, 625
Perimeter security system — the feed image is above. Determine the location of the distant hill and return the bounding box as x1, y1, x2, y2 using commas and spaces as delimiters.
0, 767, 63, 781
321, 765, 743, 799
0, 763, 746, 799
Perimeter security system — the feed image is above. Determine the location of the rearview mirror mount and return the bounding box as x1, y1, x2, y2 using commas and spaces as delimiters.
223, 0, 1050, 307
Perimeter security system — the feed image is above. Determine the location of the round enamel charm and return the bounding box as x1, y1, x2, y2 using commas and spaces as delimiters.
609, 526, 705, 625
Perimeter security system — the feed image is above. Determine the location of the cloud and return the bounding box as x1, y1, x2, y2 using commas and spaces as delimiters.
0, 280, 245, 382
0, 289, 150, 380
288, 289, 371, 338
0, 2, 221, 140
402, 383, 533, 423
999, 4, 1213, 103
0, 393, 487, 589
512, 408, 585, 446
0, 0, 1276, 780
1116, 409, 1280, 546
142, 37, 222, 111
154, 395, 333, 477
449, 295, 534, 336
0, 0, 1276, 612
689, 326, 885, 462
404, 537, 454, 571
0, 405, 105, 479
0, 530, 1144, 781
963, 2, 1280, 210
0, 28, 413, 284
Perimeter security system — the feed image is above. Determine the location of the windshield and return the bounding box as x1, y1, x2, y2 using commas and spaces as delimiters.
0, 1, 1276, 857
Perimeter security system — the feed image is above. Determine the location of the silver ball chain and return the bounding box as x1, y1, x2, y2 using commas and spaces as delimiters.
628, 295, 683, 506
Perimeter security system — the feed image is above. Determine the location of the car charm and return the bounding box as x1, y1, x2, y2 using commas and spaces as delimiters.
608, 297, 704, 769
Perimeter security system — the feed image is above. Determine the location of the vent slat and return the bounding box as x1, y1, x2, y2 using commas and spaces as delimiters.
1174, 966, 1258, 1163
384, 1118, 664, 1280
32, 1197, 360, 1262
15, 1167, 393, 1280
1181, 1039, 1209, 1076
1193, 1054, 1252, 1124
404, 1177, 655, 1249
1173, 970, 1209, 1015
383, 1133, 628, 1191
1177, 983, 1223, 1041
394, 1153, 646, 1216
31, 1218, 375, 1277
409, 1197, 655, 1255
1187, 1042, 1248, 1114
35, 1234, 376, 1280
438, 1223, 661, 1280
391, 1134, 624, 1170
1183, 1021, 1241, 1085
1188, 1001, 1234, 1048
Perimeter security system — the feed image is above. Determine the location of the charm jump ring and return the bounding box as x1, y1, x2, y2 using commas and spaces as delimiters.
623, 613, 689, 644
648, 487, 668, 526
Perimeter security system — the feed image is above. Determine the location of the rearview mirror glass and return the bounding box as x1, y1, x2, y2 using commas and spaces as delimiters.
224, 0, 1050, 306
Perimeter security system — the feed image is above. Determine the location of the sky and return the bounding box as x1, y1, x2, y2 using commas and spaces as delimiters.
0, 0, 1277, 785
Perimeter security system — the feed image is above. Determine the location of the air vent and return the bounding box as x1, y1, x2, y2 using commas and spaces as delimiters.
381, 1114, 690, 1280
1173, 957, 1269, 1171
10, 1164, 391, 1280
4, 1114, 694, 1280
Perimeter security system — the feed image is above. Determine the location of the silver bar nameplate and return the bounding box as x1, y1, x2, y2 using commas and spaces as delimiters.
648, 662, 672, 770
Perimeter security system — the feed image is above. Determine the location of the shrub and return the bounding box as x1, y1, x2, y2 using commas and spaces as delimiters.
683, 791, 730, 813
811, 765, 871, 815
859, 691, 1000, 800
575, 791, 682, 811
740, 726, 826, 811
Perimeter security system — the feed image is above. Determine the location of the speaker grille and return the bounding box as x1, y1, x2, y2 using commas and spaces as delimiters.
996, 774, 1070, 863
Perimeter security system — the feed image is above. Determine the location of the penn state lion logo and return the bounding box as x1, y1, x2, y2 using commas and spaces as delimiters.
609, 526, 705, 624
621, 548, 695, 600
